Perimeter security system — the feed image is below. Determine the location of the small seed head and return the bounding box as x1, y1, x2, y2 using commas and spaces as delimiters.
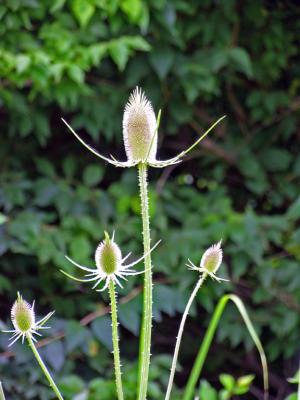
95, 232, 122, 275
11, 295, 35, 333
200, 241, 223, 274
123, 87, 157, 162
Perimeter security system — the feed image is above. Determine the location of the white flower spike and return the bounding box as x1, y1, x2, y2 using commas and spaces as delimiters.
61, 231, 161, 291
187, 241, 229, 283
2, 293, 54, 347
62, 87, 226, 168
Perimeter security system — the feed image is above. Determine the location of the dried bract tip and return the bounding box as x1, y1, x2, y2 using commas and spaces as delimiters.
200, 240, 223, 274
123, 87, 157, 163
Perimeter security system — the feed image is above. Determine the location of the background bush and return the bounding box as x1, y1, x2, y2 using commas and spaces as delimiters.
0, 0, 299, 398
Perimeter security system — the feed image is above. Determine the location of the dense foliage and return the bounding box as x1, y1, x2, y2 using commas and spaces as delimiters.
0, 0, 299, 398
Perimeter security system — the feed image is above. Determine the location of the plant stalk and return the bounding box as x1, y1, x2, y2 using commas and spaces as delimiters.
27, 335, 64, 400
109, 279, 124, 400
0, 382, 6, 400
165, 273, 208, 400
137, 163, 153, 400
183, 294, 269, 400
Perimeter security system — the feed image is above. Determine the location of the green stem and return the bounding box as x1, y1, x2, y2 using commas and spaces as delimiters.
183, 294, 269, 400
109, 280, 124, 400
27, 335, 64, 400
137, 163, 153, 400
165, 273, 207, 400
0, 381, 6, 400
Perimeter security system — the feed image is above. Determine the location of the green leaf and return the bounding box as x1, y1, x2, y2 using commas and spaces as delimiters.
65, 321, 90, 353
88, 379, 115, 399
43, 341, 65, 372
71, 0, 95, 27
59, 375, 85, 397
198, 380, 218, 400
236, 374, 255, 388
287, 197, 300, 220
149, 46, 174, 79
109, 39, 130, 71
219, 374, 235, 390
0, 214, 7, 225
287, 370, 300, 384
68, 65, 85, 84
83, 164, 104, 187
118, 298, 141, 335
261, 148, 292, 172
120, 0, 143, 22
91, 316, 112, 351
15, 54, 31, 73
229, 47, 253, 77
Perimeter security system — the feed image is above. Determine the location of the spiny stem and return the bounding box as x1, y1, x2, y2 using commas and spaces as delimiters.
165, 273, 208, 400
137, 163, 153, 400
109, 279, 124, 400
26, 335, 64, 400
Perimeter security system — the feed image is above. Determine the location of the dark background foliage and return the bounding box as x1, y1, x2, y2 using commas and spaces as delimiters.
0, 0, 299, 399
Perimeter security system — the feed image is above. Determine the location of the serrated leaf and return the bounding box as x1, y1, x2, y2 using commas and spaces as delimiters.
71, 0, 95, 28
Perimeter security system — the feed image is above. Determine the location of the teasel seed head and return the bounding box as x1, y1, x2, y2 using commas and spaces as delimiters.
95, 231, 122, 275
200, 240, 223, 274
11, 293, 35, 333
123, 87, 157, 163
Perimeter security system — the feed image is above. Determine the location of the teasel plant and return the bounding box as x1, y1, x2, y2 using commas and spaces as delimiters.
2, 293, 63, 400
62, 87, 225, 400
61, 231, 160, 400
165, 241, 228, 400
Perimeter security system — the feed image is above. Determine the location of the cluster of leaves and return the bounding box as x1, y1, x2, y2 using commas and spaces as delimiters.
0, 0, 299, 398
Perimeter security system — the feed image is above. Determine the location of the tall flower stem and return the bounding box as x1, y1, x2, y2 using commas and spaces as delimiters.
165, 273, 208, 400
27, 335, 64, 400
137, 163, 153, 400
109, 280, 124, 400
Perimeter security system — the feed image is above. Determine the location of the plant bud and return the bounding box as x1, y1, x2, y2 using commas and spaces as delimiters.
11, 295, 35, 333
95, 232, 122, 275
200, 241, 223, 274
123, 87, 157, 162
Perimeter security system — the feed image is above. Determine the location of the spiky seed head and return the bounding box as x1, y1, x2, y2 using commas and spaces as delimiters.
200, 241, 223, 274
11, 294, 35, 333
123, 87, 157, 162
95, 232, 122, 275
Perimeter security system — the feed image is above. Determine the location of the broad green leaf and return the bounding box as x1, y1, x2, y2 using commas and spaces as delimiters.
71, 0, 95, 27
83, 164, 104, 187
219, 373, 235, 390
229, 47, 253, 77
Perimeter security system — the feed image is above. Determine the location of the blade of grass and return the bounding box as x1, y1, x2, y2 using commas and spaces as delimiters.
183, 294, 268, 400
